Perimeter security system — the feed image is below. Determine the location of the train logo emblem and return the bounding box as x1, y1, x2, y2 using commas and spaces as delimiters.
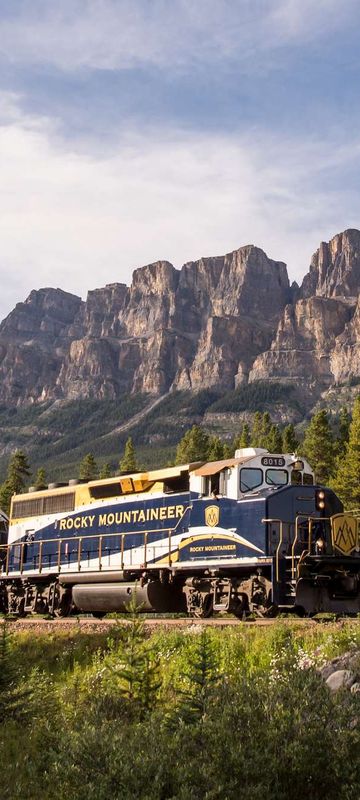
332, 514, 357, 555
205, 505, 219, 527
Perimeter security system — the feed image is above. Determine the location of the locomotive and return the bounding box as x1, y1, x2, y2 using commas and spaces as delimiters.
0, 447, 359, 618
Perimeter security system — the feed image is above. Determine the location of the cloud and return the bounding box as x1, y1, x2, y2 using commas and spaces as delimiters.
269, 0, 357, 41
0, 0, 358, 73
0, 92, 359, 319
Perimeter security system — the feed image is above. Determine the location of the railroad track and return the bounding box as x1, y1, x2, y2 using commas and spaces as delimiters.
2, 615, 333, 632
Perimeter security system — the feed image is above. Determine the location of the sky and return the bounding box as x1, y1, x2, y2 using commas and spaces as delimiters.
0, 0, 360, 318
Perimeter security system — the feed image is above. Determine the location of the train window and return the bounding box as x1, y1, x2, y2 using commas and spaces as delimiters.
240, 468, 263, 493
90, 484, 122, 499
163, 475, 190, 493
291, 470, 302, 485
265, 469, 288, 486
303, 473, 314, 485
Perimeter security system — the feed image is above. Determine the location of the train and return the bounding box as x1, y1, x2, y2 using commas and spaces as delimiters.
0, 446, 360, 618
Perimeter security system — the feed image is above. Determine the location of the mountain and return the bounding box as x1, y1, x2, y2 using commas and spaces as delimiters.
0, 245, 290, 403
249, 229, 360, 396
1, 227, 360, 479
2, 229, 360, 409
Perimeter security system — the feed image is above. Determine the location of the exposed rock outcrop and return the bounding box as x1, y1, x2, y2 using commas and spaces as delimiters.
0, 289, 83, 404
1, 229, 360, 406
0, 245, 290, 404
249, 229, 360, 394
301, 229, 360, 300
317, 650, 360, 693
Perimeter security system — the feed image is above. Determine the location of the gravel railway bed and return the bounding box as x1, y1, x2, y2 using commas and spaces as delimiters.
1, 615, 337, 634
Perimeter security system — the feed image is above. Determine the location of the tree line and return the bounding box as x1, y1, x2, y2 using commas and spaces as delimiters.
0, 436, 138, 515
0, 400, 359, 512
174, 401, 360, 508
175, 411, 299, 464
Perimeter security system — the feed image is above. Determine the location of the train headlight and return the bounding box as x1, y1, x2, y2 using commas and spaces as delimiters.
316, 490, 326, 511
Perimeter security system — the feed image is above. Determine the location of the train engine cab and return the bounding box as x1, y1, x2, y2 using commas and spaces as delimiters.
180, 447, 354, 616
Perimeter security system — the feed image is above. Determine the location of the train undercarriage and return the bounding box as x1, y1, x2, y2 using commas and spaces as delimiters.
0, 568, 273, 619
2, 554, 360, 619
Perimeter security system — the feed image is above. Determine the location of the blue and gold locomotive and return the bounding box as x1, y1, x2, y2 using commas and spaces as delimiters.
0, 447, 359, 617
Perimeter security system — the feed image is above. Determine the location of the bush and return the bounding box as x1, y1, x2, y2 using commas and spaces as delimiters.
2, 621, 360, 799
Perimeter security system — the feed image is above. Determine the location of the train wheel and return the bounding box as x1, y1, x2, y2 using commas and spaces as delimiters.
16, 596, 26, 617
233, 605, 247, 620
263, 603, 278, 618
54, 598, 72, 617
52, 585, 72, 618
193, 593, 213, 619
232, 593, 249, 620
7, 586, 26, 616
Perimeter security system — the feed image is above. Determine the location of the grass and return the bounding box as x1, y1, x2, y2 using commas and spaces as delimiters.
1, 618, 360, 799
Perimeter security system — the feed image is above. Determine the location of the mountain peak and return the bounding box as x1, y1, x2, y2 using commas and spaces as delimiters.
301, 228, 360, 300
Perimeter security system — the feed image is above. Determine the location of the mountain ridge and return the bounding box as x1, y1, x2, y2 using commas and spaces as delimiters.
0, 228, 360, 408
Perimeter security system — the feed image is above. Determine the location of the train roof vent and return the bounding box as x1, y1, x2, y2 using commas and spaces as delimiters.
234, 447, 268, 458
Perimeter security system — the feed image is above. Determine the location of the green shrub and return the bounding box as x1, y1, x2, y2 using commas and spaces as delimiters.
2, 620, 360, 799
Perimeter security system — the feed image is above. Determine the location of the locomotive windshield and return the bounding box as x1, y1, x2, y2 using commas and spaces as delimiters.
240, 468, 263, 492
265, 469, 288, 486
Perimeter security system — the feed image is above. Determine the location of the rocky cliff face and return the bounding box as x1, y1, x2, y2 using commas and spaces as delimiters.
0, 289, 83, 404
249, 229, 360, 396
1, 229, 360, 406
0, 245, 290, 404
301, 229, 360, 300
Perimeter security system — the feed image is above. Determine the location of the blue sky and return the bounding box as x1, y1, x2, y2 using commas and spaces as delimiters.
0, 0, 360, 317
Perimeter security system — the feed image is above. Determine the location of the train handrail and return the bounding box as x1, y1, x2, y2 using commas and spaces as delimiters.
262, 518, 283, 583
0, 525, 175, 577
292, 516, 307, 580
308, 516, 331, 550
263, 515, 335, 583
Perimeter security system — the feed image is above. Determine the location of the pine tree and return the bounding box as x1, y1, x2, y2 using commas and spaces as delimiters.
251, 412, 263, 447
0, 482, 13, 517
99, 462, 112, 479
259, 412, 272, 448
266, 424, 283, 453
235, 422, 250, 450
333, 396, 360, 508
34, 467, 47, 490
107, 594, 160, 714
0, 450, 31, 514
282, 423, 299, 453
170, 631, 218, 728
222, 443, 234, 459
79, 452, 98, 481
175, 425, 210, 465
336, 407, 351, 459
207, 436, 224, 461
120, 437, 138, 472
301, 409, 335, 485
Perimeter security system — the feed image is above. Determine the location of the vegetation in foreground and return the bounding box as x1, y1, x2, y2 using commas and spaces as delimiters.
1, 615, 360, 799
